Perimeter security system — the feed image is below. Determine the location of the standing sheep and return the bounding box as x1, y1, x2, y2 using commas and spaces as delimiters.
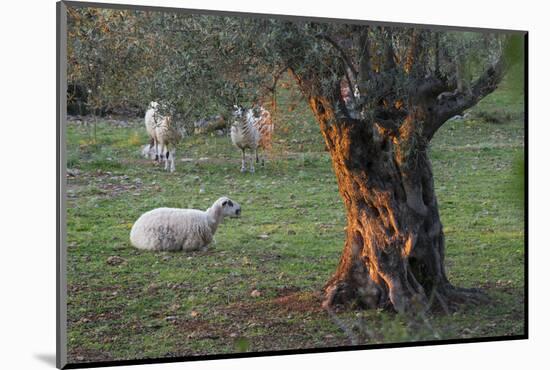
154, 115, 183, 173
130, 197, 241, 252
230, 105, 273, 173
143, 101, 183, 172
144, 101, 161, 160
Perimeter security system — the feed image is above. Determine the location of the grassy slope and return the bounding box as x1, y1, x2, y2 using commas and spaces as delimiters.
65, 77, 525, 363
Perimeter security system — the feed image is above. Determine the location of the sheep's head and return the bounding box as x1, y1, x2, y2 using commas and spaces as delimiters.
217, 196, 241, 218
232, 105, 245, 119
149, 101, 160, 110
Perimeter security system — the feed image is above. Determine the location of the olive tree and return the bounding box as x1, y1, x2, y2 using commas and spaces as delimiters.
261, 21, 520, 312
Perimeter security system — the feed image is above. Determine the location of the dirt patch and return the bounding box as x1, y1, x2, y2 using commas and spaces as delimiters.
211, 289, 347, 353
96, 181, 141, 197
222, 289, 323, 320
70, 309, 125, 326
272, 291, 323, 314
68, 283, 122, 294
479, 282, 524, 296
67, 170, 149, 200
68, 347, 114, 364
174, 318, 227, 340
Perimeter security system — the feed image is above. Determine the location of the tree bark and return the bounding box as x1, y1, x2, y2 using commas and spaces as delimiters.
306, 95, 485, 313
284, 31, 512, 314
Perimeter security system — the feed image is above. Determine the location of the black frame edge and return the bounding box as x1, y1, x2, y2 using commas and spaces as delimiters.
62, 0, 527, 34
56, 2, 61, 367
523, 32, 529, 339
63, 334, 528, 369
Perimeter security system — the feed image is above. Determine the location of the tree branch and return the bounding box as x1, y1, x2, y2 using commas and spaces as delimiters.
434, 32, 441, 77
357, 27, 371, 89
316, 33, 358, 78
267, 65, 289, 94
425, 56, 507, 140
404, 29, 419, 74
381, 27, 396, 72
343, 70, 357, 107
265, 65, 289, 113
412, 75, 452, 104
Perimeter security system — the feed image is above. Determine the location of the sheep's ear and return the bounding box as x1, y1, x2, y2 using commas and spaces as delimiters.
222, 200, 228, 206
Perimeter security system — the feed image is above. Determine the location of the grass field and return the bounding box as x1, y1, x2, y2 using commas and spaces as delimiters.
65, 78, 525, 363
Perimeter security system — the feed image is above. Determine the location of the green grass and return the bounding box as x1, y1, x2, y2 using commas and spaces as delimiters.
65, 77, 525, 363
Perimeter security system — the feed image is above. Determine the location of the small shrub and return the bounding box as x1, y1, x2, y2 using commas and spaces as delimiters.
128, 132, 142, 147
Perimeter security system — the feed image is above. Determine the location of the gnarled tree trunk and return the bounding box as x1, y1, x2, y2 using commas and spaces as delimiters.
282, 25, 512, 313
307, 96, 486, 313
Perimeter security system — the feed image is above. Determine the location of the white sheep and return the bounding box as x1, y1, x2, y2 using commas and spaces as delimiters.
144, 101, 161, 160
130, 197, 241, 252
144, 101, 183, 172
154, 115, 182, 173
230, 105, 273, 173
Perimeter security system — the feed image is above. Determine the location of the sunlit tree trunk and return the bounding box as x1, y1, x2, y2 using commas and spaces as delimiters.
281, 23, 511, 311
304, 94, 489, 313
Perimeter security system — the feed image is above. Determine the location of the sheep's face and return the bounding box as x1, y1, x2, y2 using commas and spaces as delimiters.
150, 101, 160, 110
232, 105, 245, 119
220, 197, 241, 218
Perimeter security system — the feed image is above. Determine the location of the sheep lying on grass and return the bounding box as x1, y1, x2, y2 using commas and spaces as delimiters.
130, 197, 241, 252
231, 105, 273, 173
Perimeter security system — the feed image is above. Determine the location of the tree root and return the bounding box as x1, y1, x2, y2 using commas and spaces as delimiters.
433, 284, 490, 312
323, 278, 490, 314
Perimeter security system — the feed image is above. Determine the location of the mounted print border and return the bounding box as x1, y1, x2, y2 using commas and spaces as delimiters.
57, 1, 528, 368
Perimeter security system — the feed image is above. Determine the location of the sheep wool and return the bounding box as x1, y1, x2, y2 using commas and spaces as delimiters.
130, 197, 241, 252
154, 116, 182, 173
230, 105, 273, 173
144, 101, 160, 159
255, 106, 273, 151
143, 101, 183, 172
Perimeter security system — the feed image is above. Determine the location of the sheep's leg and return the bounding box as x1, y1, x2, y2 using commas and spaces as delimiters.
240, 149, 247, 173
162, 146, 170, 171
255, 149, 259, 163
149, 137, 155, 160
249, 150, 255, 174
258, 149, 265, 167
154, 140, 160, 163
169, 147, 176, 173
159, 143, 167, 169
